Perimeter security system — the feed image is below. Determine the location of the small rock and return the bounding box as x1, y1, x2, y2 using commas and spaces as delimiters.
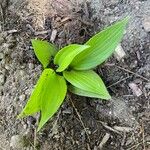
145, 82, 150, 89
5, 64, 11, 70
128, 82, 142, 97
104, 8, 111, 15
10, 135, 26, 149
27, 116, 36, 125
130, 60, 138, 68
0, 74, 5, 85
50, 29, 57, 42
62, 108, 72, 114
114, 44, 126, 61
0, 52, 4, 59
19, 94, 26, 101
143, 16, 150, 32
2, 43, 10, 55
28, 63, 34, 70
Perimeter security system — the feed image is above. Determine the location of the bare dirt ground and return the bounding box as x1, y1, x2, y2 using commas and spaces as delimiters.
0, 0, 150, 149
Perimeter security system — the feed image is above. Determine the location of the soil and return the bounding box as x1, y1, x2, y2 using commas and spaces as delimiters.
0, 0, 150, 150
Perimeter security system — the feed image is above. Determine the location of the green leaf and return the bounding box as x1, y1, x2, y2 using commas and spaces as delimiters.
18, 69, 53, 118
68, 85, 106, 98
32, 39, 57, 68
54, 44, 90, 72
18, 69, 67, 131
38, 72, 67, 131
70, 17, 129, 70
63, 70, 111, 100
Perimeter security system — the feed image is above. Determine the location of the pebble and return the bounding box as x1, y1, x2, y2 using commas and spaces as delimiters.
114, 44, 126, 61
5, 64, 11, 70
0, 52, 4, 59
2, 43, 10, 55
50, 29, 57, 42
10, 135, 25, 149
143, 16, 150, 32
130, 60, 138, 68
145, 82, 150, 89
0, 74, 5, 85
128, 82, 142, 97
28, 63, 34, 70
19, 94, 26, 101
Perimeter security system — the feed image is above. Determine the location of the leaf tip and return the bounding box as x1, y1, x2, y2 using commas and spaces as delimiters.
121, 16, 130, 25
31, 39, 37, 45
37, 127, 41, 132
17, 113, 24, 119
105, 95, 111, 100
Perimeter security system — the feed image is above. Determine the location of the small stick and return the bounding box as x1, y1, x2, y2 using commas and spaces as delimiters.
98, 133, 110, 149
0, 4, 4, 30
34, 30, 51, 35
127, 141, 144, 150
107, 76, 131, 88
70, 97, 91, 143
105, 64, 149, 82
33, 128, 37, 150
7, 29, 18, 34
141, 122, 146, 150
98, 121, 121, 135
34, 113, 40, 150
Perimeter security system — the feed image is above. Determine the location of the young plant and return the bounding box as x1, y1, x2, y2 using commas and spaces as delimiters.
18, 17, 129, 131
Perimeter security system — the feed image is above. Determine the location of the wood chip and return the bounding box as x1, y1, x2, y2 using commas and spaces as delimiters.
7, 29, 18, 34
128, 82, 142, 97
114, 44, 126, 61
98, 133, 110, 149
61, 17, 72, 23
50, 29, 57, 42
113, 126, 133, 132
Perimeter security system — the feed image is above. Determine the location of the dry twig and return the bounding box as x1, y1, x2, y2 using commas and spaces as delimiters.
98, 133, 110, 149
69, 95, 91, 143
105, 64, 149, 82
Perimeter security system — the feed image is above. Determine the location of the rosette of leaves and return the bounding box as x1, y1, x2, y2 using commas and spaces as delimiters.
18, 17, 129, 131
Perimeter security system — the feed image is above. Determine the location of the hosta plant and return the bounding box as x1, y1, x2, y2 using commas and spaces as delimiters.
18, 17, 129, 131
